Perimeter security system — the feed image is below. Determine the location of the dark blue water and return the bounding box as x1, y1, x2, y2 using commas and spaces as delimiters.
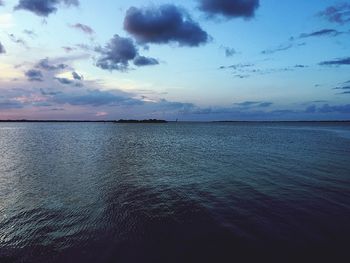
0, 122, 349, 263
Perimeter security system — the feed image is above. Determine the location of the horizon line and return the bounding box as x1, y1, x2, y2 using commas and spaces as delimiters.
0, 120, 350, 123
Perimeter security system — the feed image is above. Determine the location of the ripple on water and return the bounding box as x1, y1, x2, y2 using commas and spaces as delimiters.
0, 122, 349, 262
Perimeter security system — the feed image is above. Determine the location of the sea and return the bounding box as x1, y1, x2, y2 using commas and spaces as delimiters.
0, 122, 349, 263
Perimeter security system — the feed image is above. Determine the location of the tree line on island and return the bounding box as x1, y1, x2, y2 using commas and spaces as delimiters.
116, 119, 168, 123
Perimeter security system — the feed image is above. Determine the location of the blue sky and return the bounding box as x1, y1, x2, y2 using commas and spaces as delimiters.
0, 0, 349, 120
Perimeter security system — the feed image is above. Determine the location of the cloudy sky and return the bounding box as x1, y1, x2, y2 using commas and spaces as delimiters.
0, 0, 349, 120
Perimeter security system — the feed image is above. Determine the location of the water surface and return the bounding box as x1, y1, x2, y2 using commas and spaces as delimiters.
0, 122, 349, 262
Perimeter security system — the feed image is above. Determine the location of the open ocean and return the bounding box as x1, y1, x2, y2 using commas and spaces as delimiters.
0, 122, 349, 263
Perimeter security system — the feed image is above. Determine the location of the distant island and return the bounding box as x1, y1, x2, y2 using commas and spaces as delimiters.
116, 119, 168, 123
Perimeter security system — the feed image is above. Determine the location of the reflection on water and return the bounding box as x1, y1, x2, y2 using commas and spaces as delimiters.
0, 122, 350, 262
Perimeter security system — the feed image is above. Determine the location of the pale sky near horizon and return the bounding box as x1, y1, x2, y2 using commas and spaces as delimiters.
0, 0, 349, 120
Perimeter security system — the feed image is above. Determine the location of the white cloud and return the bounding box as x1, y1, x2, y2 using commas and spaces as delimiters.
0, 14, 15, 29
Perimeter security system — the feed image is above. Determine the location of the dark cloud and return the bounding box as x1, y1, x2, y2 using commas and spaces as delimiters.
234, 101, 258, 107
76, 43, 93, 51
317, 104, 350, 113
8, 33, 28, 49
335, 86, 350, 90
184, 103, 350, 121
261, 67, 294, 74
0, 100, 24, 109
62, 46, 75, 52
299, 29, 342, 38
295, 64, 308, 68
305, 105, 316, 113
185, 105, 275, 117
25, 69, 43, 81
0, 1, 4, 6
262, 42, 305, 55
14, 0, 79, 17
261, 43, 292, 55
36, 58, 68, 71
53, 89, 141, 107
72, 71, 82, 80
23, 29, 37, 38
234, 101, 273, 108
32, 101, 54, 107
0, 42, 5, 54
233, 74, 249, 79
40, 88, 61, 96
133, 56, 159, 66
219, 63, 254, 70
55, 77, 74, 85
124, 5, 209, 47
311, 100, 328, 103
96, 35, 137, 71
156, 99, 195, 112
95, 35, 158, 71
221, 46, 236, 57
334, 86, 350, 91
220, 63, 294, 76
318, 3, 350, 24
275, 28, 343, 55
70, 23, 95, 35
198, 0, 260, 19
319, 57, 350, 66
298, 103, 350, 114
259, 102, 273, 107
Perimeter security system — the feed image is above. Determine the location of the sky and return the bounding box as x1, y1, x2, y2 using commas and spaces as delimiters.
0, 0, 349, 121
